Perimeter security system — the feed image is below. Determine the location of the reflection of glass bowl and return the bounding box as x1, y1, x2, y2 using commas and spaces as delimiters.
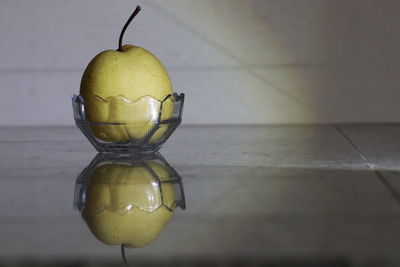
72, 93, 184, 153
73, 152, 186, 214
73, 152, 185, 248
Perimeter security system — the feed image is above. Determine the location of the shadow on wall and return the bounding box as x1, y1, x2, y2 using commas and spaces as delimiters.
146, 0, 400, 123
244, 0, 400, 122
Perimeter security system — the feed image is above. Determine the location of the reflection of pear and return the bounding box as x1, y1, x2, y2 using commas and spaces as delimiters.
82, 161, 176, 248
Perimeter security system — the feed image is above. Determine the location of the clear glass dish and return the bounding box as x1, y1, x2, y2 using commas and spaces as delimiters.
72, 93, 184, 153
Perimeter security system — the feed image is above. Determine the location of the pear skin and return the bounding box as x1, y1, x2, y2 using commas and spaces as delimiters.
80, 45, 174, 143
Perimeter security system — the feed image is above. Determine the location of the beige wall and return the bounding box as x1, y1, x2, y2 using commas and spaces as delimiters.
1, 0, 399, 125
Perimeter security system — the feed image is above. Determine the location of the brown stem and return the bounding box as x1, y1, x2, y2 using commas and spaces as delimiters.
121, 244, 128, 266
118, 5, 141, 51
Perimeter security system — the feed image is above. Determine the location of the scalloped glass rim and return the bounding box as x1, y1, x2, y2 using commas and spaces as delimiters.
82, 93, 182, 104
72, 93, 184, 123
73, 152, 186, 213
71, 92, 185, 153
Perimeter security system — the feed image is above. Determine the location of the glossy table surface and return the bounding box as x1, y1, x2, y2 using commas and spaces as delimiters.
1, 125, 400, 267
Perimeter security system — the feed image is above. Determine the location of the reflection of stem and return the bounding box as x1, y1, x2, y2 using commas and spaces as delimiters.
121, 245, 129, 266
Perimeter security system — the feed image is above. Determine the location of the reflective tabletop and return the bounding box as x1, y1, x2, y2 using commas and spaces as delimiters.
1, 125, 400, 267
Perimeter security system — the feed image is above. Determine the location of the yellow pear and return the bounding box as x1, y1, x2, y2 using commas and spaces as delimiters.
82, 161, 176, 248
80, 6, 173, 143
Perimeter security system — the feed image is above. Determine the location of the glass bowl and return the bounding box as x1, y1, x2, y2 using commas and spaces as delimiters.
72, 93, 184, 153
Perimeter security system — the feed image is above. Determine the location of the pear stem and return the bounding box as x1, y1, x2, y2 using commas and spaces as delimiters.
121, 245, 129, 266
118, 5, 141, 51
